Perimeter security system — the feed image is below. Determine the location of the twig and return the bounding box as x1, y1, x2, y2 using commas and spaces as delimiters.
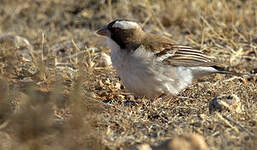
216, 54, 257, 61
61, 51, 86, 61
216, 113, 239, 133
222, 115, 255, 137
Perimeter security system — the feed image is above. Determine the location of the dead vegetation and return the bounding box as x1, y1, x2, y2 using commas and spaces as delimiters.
0, 0, 256, 150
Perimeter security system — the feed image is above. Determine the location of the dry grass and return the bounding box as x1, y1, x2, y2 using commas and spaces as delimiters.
0, 0, 256, 150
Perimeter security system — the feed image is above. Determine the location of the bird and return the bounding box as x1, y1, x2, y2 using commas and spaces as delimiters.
96, 19, 238, 98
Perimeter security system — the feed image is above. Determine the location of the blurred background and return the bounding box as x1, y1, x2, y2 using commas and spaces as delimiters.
0, 0, 256, 150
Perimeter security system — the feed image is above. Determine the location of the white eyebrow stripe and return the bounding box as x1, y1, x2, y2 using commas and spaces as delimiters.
112, 21, 139, 29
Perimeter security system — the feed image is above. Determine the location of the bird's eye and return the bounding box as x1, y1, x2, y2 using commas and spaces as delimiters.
114, 28, 121, 32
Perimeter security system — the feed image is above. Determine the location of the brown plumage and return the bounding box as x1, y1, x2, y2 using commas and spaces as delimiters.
141, 34, 216, 67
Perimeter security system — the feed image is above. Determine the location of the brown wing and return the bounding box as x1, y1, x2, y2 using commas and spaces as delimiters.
142, 34, 216, 67
159, 45, 217, 67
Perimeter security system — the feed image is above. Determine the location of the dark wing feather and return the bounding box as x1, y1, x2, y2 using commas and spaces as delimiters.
142, 35, 216, 67
160, 45, 217, 67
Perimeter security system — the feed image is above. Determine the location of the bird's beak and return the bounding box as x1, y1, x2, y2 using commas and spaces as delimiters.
96, 26, 109, 37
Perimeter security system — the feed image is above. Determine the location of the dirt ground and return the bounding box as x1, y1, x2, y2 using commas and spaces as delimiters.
0, 0, 256, 150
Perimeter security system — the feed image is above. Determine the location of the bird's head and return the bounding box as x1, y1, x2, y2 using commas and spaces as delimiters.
96, 19, 144, 49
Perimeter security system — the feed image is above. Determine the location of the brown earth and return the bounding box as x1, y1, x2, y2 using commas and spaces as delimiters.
0, 0, 256, 150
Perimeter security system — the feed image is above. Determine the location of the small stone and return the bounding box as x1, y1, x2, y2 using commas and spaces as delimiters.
136, 144, 152, 150
0, 34, 33, 50
97, 52, 112, 67
130, 133, 208, 150
114, 82, 121, 89
0, 34, 33, 61
123, 100, 136, 107
210, 95, 244, 114
209, 97, 222, 114
168, 133, 208, 150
